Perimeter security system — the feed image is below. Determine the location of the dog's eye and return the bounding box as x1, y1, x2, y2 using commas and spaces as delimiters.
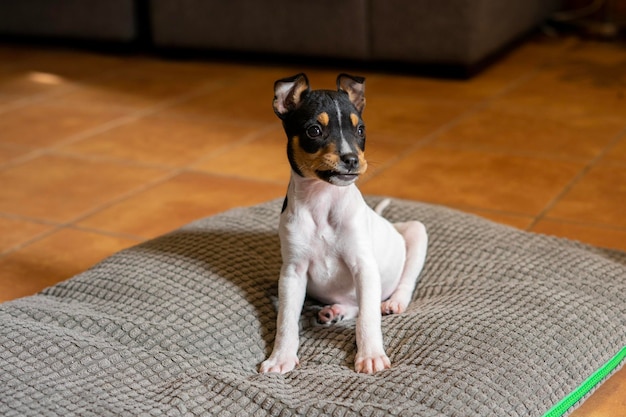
357, 125, 365, 137
307, 125, 322, 138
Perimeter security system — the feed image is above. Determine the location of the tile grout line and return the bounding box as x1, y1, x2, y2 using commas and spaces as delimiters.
0, 216, 150, 258
0, 210, 149, 240
0, 82, 86, 116
58, 155, 287, 226
0, 163, 289, 259
527, 125, 626, 231
59, 137, 287, 230
0, 73, 284, 259
0, 80, 231, 172
0, 164, 199, 257
47, 122, 285, 183
186, 123, 279, 168
359, 38, 604, 212
0, 125, 285, 259
400, 141, 614, 164
0, 78, 221, 254
0, 228, 62, 258
66, 224, 147, 242
182, 167, 288, 187
0, 170, 180, 258
360, 66, 546, 186
360, 36, 587, 187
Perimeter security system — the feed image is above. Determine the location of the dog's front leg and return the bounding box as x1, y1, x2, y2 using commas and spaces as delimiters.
259, 263, 307, 374
351, 257, 391, 374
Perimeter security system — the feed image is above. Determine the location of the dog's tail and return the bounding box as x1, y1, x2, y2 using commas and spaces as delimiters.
374, 198, 391, 216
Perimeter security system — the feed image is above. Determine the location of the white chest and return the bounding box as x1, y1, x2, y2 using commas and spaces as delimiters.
280, 207, 357, 304
279, 178, 406, 307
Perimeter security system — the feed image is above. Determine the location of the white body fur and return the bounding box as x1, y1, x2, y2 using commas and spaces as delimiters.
260, 174, 428, 374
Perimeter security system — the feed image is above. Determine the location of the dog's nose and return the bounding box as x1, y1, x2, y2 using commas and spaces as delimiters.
341, 153, 359, 170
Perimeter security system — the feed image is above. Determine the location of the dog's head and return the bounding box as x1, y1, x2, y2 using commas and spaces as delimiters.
273, 73, 367, 186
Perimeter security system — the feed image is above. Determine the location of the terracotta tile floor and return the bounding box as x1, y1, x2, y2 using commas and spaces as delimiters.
0, 35, 624, 415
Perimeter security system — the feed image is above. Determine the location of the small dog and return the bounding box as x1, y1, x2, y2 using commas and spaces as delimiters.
259, 73, 428, 374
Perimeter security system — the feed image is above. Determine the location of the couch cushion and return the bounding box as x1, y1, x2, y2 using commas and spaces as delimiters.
370, 0, 561, 65
151, 0, 369, 59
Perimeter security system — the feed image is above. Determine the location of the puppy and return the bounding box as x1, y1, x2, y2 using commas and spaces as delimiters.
260, 73, 428, 374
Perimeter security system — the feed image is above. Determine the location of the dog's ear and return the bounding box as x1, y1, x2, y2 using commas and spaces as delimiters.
273, 73, 310, 119
337, 73, 366, 113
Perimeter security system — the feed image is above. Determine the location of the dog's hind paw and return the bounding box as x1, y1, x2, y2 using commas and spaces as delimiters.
317, 305, 345, 325
381, 299, 406, 315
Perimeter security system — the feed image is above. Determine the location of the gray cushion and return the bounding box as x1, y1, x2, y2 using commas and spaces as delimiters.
1, 198, 624, 416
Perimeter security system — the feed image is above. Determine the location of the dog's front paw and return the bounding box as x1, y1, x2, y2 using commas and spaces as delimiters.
259, 355, 299, 374
381, 299, 406, 315
355, 353, 391, 374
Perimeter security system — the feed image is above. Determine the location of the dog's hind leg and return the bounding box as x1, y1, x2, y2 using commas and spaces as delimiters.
381, 221, 428, 315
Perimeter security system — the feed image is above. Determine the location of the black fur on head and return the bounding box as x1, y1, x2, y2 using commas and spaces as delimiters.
273, 73, 367, 186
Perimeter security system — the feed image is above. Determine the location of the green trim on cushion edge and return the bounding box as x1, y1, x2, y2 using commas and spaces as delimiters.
542, 346, 626, 417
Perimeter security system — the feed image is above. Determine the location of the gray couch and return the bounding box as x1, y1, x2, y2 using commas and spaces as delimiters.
151, 0, 561, 68
0, 0, 561, 71
0, 0, 136, 42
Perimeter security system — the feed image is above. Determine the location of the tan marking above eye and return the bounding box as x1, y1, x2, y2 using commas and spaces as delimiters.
350, 113, 359, 127
317, 112, 330, 126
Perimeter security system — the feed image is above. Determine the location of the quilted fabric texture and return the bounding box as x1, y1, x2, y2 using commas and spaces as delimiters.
1, 198, 625, 417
